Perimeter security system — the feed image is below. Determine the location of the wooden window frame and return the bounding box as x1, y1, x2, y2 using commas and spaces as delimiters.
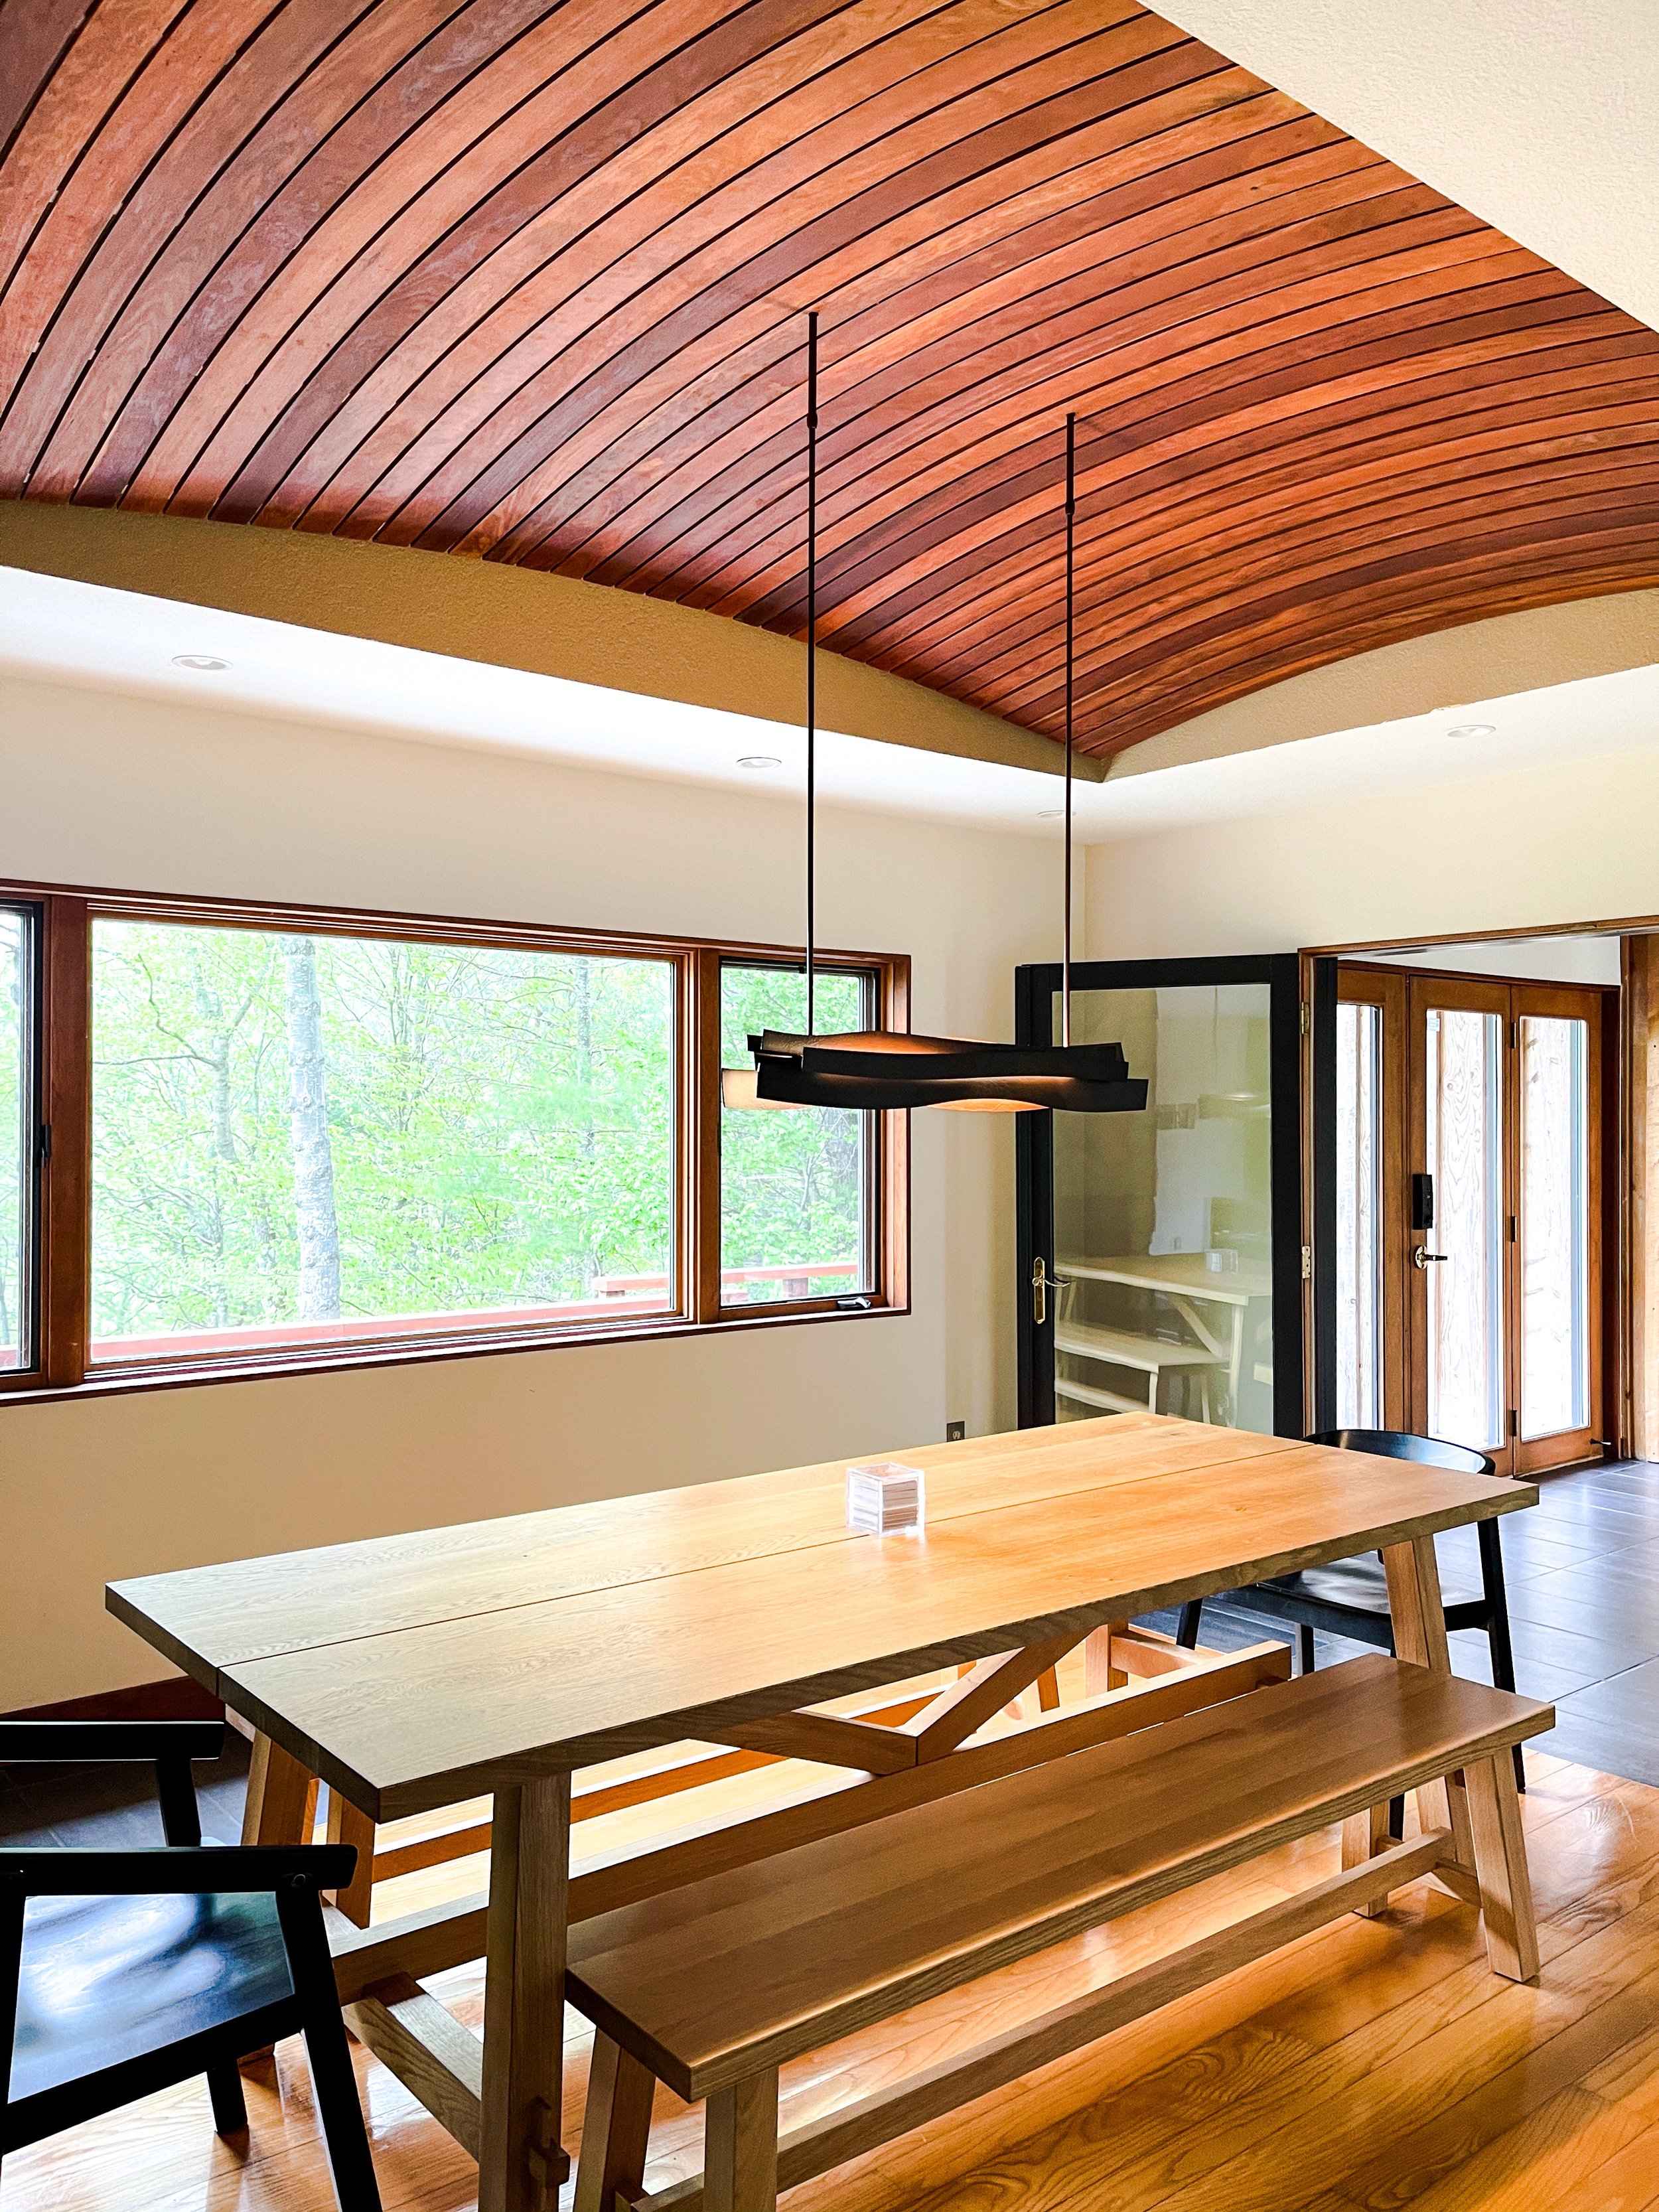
0, 879, 910, 1402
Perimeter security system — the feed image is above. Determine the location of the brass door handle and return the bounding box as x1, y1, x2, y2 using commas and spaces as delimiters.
1413, 1247, 1449, 1270
1031, 1258, 1069, 1325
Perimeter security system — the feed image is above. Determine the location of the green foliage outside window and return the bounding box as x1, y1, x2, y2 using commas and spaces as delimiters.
1, 912, 23, 1368
90, 921, 675, 1344
719, 964, 870, 1304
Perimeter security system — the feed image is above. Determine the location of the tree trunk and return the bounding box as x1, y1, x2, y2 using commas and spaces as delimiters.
279, 936, 341, 1320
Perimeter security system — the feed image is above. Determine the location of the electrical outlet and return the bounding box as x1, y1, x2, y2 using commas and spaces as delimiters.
945, 1420, 966, 1443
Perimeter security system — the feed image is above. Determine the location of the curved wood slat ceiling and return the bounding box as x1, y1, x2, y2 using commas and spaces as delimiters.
2, 0, 1656, 759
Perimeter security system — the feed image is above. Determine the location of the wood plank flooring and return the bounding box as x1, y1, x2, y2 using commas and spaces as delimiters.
5, 1742, 1659, 2207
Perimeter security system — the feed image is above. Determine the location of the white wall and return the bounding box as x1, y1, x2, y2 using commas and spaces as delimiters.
1360, 937, 1622, 987
1087, 741, 1659, 960
0, 674, 1059, 1708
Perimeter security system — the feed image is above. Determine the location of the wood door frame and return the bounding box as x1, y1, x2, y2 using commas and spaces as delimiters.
1308, 960, 1614, 1471
1015, 953, 1303, 1435
1508, 980, 1607, 1475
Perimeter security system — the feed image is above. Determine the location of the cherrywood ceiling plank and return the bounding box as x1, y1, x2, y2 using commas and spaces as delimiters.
80, 0, 567, 512
400, 29, 1234, 555
816, 293, 1628, 664
927, 408, 1659, 697
0, 0, 266, 418
802, 269, 1603, 648
478, 38, 1279, 577
151, 0, 695, 518
2, 0, 1654, 754
213, 0, 856, 528
1087, 550, 1659, 752
1084, 519, 1659, 715
0, 0, 96, 165
1008, 460, 1659, 729
318, 0, 1105, 548
54, 0, 489, 507
871, 343, 1659, 685
660, 192, 1498, 622
0, 0, 382, 496
366, 16, 1206, 557
548, 101, 1381, 590
1062, 516, 1659, 751
709, 206, 1516, 634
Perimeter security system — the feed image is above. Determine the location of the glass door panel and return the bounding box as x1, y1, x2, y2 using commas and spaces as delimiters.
1518, 1015, 1589, 1439
1422, 1003, 1506, 1453
1334, 998, 1383, 1427
1048, 978, 1277, 1433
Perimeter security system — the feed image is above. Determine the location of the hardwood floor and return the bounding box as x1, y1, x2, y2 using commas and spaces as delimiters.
5, 1749, 1659, 2207
7, 1462, 1659, 2211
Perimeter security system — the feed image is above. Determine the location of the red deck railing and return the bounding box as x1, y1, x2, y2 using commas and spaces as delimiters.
90, 1261, 861, 1363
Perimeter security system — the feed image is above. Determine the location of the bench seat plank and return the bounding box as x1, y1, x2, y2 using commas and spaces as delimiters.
569, 1655, 1551, 2099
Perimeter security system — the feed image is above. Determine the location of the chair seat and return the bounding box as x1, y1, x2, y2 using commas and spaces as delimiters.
1238, 1556, 1484, 1619
10, 1889, 294, 2104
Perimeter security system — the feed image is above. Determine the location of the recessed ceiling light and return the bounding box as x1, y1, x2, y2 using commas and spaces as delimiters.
1446, 721, 1496, 738
737, 754, 781, 769
172, 652, 230, 672
1037, 806, 1065, 818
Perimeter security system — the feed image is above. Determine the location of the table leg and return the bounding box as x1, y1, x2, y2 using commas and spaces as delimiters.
1085, 1622, 1131, 1696
240, 1732, 319, 2070
242, 1730, 319, 1846
1382, 1535, 1480, 1900
478, 1774, 571, 2212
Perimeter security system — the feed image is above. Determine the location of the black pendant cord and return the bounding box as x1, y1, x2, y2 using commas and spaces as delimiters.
806, 309, 819, 1039
1062, 410, 1076, 1049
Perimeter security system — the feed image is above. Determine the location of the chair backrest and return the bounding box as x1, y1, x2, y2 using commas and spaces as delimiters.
1308, 1428, 1497, 1480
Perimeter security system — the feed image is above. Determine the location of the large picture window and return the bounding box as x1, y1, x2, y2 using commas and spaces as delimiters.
2, 907, 33, 1373
1, 887, 907, 1394
719, 963, 875, 1307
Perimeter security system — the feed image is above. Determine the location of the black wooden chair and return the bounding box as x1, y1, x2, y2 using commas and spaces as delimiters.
1176, 1428, 1525, 1794
0, 1720, 381, 2207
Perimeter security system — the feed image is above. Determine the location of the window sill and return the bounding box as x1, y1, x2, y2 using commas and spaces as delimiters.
0, 1297, 909, 1405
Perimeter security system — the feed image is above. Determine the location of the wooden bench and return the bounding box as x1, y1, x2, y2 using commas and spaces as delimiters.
566, 1654, 1552, 2212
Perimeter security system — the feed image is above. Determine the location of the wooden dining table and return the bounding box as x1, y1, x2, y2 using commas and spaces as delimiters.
107, 1412, 1536, 2211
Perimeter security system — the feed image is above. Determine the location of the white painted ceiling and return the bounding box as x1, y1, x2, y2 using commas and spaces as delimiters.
5, 565, 1658, 848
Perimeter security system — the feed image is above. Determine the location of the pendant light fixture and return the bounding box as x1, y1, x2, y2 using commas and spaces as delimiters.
722, 338, 1147, 1117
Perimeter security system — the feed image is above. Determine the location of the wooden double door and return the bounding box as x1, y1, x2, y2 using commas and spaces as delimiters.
1332, 965, 1612, 1475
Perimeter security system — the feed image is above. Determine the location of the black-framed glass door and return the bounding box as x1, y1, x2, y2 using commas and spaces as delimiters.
1017, 954, 1305, 1436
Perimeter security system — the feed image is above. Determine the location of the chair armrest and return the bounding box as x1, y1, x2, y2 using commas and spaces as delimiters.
0, 1720, 226, 1765
0, 1843, 357, 1896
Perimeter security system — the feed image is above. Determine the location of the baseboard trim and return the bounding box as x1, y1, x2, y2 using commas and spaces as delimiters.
3, 1676, 225, 1723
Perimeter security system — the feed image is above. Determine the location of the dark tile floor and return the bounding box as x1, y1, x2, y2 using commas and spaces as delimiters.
0, 1728, 250, 1848
5, 1455, 1658, 1849
1151, 1454, 1659, 1788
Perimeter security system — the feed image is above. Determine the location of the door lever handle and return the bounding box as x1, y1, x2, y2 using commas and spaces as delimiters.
1412, 1246, 1449, 1270
1031, 1258, 1069, 1325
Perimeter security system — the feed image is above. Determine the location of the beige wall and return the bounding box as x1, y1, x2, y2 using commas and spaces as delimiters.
1087, 741, 1659, 960
0, 673, 1060, 1708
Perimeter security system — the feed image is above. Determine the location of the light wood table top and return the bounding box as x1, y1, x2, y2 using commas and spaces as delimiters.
109, 1416, 1534, 1822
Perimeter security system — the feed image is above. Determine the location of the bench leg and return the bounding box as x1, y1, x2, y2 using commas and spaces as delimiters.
1382, 1536, 1480, 1900
705, 2068, 778, 2212
1466, 1751, 1540, 1982
1341, 1803, 1392, 1919
575, 2034, 656, 2212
